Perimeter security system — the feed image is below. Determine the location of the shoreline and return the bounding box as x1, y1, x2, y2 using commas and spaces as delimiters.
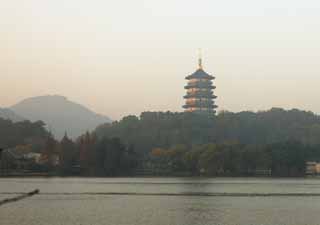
0, 173, 317, 178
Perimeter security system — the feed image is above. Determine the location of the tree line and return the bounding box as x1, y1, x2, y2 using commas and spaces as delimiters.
95, 108, 320, 154
0, 118, 138, 176
149, 141, 313, 176
40, 132, 138, 176
3, 108, 320, 177
0, 118, 48, 151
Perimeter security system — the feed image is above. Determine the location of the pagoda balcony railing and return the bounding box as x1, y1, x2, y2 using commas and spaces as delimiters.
188, 79, 213, 84
187, 89, 214, 94
188, 78, 213, 83
184, 108, 217, 113
186, 90, 214, 95
185, 81, 214, 88
185, 99, 214, 104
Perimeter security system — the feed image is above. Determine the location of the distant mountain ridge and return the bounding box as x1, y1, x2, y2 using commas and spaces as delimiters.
0, 108, 25, 122
10, 95, 112, 139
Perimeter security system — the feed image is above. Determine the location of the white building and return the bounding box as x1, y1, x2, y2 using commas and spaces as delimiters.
306, 161, 320, 175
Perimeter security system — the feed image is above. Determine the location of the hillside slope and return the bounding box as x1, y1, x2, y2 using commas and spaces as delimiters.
11, 95, 111, 139
0, 108, 25, 122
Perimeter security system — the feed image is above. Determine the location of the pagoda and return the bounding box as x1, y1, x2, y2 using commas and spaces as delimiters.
183, 56, 217, 113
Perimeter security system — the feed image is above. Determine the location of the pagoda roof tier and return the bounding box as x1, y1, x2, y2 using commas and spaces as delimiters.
185, 69, 215, 80
184, 93, 217, 99
185, 84, 216, 89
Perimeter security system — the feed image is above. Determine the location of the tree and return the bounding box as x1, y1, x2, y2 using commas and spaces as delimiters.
95, 109, 320, 156
268, 141, 307, 176
0, 118, 48, 149
198, 144, 223, 175
41, 133, 58, 170
78, 131, 96, 175
95, 137, 128, 176
59, 133, 76, 175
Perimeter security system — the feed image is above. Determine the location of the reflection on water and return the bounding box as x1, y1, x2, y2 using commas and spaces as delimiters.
1, 177, 320, 225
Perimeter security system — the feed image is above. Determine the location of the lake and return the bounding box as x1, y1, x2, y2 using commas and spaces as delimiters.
1, 177, 320, 225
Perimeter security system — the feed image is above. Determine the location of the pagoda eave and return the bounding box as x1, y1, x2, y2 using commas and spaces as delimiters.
186, 75, 215, 80
184, 94, 217, 99
184, 85, 216, 89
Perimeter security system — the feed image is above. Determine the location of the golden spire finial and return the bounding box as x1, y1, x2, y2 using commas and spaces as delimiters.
198, 48, 203, 69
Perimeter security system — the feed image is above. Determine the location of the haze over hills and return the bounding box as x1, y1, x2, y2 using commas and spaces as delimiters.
10, 95, 112, 140
0, 108, 25, 122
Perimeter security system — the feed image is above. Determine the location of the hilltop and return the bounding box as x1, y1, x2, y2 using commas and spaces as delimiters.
10, 95, 111, 139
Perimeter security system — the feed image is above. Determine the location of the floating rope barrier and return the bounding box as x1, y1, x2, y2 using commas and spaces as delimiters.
2, 191, 320, 197
0, 189, 39, 206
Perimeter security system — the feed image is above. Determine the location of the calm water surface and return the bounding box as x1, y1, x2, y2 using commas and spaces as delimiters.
1, 177, 320, 225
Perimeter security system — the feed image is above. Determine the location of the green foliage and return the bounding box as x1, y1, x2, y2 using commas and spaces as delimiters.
59, 134, 77, 175
151, 141, 309, 177
0, 118, 48, 149
267, 141, 307, 176
95, 108, 320, 154
94, 137, 138, 176
3, 108, 320, 177
41, 133, 59, 169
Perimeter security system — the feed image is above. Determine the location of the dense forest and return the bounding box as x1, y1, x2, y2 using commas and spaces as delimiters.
149, 141, 314, 177
95, 108, 320, 154
41, 133, 138, 176
0, 118, 48, 150
2, 108, 320, 177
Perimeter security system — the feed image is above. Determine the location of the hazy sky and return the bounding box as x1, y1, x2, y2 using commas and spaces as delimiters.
2, 0, 320, 119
